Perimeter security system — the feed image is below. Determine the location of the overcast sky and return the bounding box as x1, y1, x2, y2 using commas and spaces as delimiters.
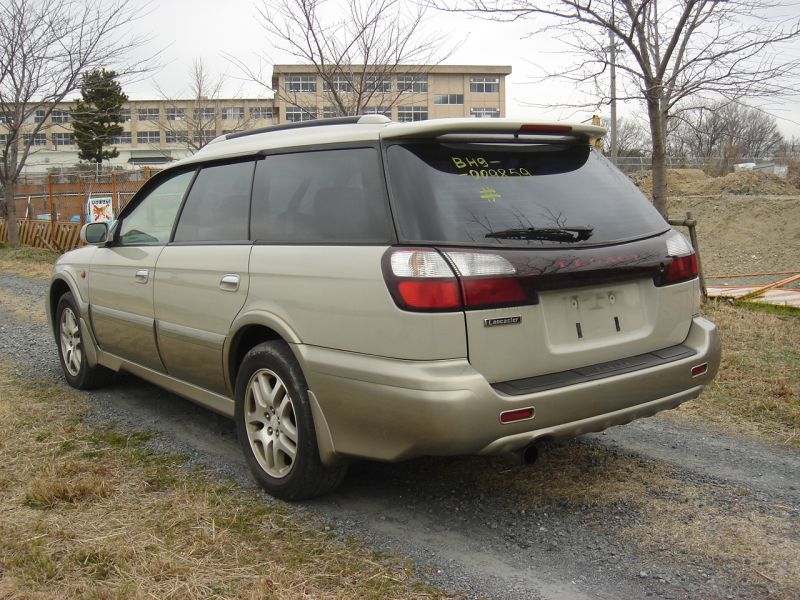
123, 0, 800, 140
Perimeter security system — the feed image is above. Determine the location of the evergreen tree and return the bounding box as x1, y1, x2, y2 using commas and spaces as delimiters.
71, 70, 128, 166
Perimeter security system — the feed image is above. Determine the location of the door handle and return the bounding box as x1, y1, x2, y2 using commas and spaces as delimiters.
134, 269, 149, 284
220, 274, 240, 292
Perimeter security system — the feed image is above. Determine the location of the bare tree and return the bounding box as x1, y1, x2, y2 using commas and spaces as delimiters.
438, 0, 800, 216
0, 0, 150, 247
671, 101, 784, 172
235, 0, 455, 116
603, 115, 649, 157
157, 58, 254, 153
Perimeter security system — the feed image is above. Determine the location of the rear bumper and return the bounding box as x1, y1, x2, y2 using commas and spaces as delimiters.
296, 316, 720, 462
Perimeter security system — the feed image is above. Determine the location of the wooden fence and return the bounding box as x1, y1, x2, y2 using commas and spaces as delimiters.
0, 219, 82, 252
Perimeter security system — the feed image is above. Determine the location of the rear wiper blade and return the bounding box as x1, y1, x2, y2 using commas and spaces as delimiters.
486, 226, 594, 242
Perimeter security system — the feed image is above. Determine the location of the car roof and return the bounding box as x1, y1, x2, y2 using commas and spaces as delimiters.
168, 116, 606, 169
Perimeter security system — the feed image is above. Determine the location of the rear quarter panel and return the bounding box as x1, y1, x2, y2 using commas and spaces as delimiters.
246, 245, 467, 360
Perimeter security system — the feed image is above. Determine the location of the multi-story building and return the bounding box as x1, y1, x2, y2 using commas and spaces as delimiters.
1, 64, 511, 172
271, 64, 511, 123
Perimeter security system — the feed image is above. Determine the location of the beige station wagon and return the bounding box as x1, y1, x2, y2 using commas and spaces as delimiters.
48, 116, 721, 499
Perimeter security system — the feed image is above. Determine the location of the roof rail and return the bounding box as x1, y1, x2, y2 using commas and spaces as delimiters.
225, 115, 390, 141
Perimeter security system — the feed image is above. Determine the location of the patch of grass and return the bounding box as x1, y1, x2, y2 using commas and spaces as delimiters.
88, 428, 152, 449
0, 361, 447, 599
0, 244, 56, 280
731, 300, 800, 319
673, 301, 800, 444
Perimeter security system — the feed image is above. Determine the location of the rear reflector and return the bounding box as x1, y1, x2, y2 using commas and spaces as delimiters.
691, 363, 708, 377
500, 407, 535, 423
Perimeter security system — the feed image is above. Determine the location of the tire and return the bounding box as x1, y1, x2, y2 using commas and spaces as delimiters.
55, 292, 114, 390
234, 341, 347, 500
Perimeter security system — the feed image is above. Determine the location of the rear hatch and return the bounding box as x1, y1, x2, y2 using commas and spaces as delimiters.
382, 125, 698, 384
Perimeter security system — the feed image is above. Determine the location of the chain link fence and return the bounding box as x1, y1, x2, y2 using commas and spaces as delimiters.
611, 156, 787, 176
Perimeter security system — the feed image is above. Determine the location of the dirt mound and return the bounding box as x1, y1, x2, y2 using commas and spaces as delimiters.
632, 168, 799, 197
667, 194, 800, 276
695, 170, 799, 196
631, 169, 708, 196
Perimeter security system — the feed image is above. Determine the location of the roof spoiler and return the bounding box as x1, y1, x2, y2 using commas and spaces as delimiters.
225, 114, 391, 141
380, 118, 605, 142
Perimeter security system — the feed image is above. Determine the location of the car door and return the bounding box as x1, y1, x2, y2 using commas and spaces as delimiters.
153, 160, 256, 395
89, 170, 196, 372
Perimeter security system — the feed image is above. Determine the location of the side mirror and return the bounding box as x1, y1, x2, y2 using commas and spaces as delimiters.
80, 222, 109, 245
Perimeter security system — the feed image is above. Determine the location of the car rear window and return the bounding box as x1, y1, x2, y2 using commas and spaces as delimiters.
385, 142, 667, 247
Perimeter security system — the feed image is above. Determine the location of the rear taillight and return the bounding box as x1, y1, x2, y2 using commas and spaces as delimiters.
386, 250, 461, 311
383, 248, 534, 312
658, 230, 698, 286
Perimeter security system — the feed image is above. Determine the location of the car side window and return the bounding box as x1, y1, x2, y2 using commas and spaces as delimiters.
251, 148, 392, 243
119, 171, 194, 246
173, 160, 255, 243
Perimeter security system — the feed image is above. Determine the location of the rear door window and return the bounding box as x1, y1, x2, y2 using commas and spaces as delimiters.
173, 160, 255, 243
251, 148, 392, 243
385, 142, 667, 247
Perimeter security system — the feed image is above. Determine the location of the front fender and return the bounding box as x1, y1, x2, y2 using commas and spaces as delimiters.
48, 251, 99, 367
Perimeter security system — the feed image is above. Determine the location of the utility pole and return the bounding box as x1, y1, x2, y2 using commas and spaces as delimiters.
609, 25, 618, 163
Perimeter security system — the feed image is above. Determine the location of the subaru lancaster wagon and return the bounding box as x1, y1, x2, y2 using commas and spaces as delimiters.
48, 116, 721, 499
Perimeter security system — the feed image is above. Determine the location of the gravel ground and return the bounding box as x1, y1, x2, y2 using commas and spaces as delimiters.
2, 272, 799, 600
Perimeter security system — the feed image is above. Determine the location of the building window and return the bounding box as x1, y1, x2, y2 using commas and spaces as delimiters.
397, 106, 428, 122
33, 110, 47, 123
222, 107, 244, 120
470, 77, 499, 93
0, 113, 12, 124
51, 132, 74, 146
285, 75, 317, 93
250, 106, 273, 120
285, 106, 317, 122
165, 131, 187, 144
137, 130, 161, 144
322, 76, 353, 93
397, 75, 427, 93
51, 110, 70, 123
364, 75, 391, 93
120, 109, 131, 122
323, 106, 342, 118
112, 132, 132, 144
137, 107, 160, 121
193, 107, 216, 121
23, 133, 47, 146
361, 106, 391, 117
0, 134, 7, 145
433, 94, 464, 105
192, 130, 217, 145
166, 107, 186, 121
471, 107, 500, 118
